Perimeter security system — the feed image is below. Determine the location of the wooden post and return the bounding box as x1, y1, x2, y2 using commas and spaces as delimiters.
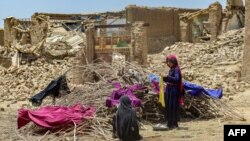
86, 26, 95, 64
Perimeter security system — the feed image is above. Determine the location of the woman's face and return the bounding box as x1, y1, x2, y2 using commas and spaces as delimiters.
167, 60, 173, 68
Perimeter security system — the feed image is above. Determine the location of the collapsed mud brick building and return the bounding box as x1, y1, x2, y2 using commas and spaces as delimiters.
179, 1, 244, 43
0, 6, 201, 63
126, 5, 199, 53
0, 0, 246, 83
225, 0, 245, 31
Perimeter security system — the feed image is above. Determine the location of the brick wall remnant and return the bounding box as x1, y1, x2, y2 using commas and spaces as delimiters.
242, 0, 250, 81
225, 0, 245, 31
71, 50, 85, 84
4, 17, 23, 48
131, 21, 148, 66
71, 26, 95, 84
0, 29, 4, 46
209, 2, 222, 41
30, 14, 49, 45
126, 5, 199, 53
180, 19, 192, 42
3, 14, 49, 50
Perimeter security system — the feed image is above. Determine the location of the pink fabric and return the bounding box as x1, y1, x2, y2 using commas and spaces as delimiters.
18, 104, 95, 129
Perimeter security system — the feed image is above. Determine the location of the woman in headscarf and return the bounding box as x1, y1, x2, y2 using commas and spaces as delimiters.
112, 96, 142, 141
161, 54, 183, 129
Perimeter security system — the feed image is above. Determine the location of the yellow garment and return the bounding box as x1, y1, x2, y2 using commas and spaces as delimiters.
159, 76, 165, 107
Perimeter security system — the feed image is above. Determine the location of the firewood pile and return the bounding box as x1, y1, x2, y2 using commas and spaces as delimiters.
182, 92, 245, 121
139, 93, 165, 123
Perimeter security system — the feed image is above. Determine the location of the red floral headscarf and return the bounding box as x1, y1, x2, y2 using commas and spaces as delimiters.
166, 54, 178, 68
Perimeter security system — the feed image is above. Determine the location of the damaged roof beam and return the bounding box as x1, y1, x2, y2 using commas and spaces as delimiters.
95, 23, 149, 28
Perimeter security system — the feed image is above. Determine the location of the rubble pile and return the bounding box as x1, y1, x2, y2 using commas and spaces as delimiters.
44, 26, 86, 59
2, 15, 86, 59
0, 58, 73, 104
149, 28, 250, 98
0, 23, 86, 104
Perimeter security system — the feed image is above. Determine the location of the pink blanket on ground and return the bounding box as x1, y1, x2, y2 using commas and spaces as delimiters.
18, 104, 95, 129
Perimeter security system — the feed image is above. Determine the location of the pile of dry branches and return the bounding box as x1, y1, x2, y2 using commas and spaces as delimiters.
182, 93, 245, 121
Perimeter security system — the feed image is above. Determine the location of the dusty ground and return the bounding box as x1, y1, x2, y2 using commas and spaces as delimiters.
141, 89, 250, 141
0, 89, 249, 141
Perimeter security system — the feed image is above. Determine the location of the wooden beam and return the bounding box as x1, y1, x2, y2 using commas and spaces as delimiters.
95, 23, 149, 28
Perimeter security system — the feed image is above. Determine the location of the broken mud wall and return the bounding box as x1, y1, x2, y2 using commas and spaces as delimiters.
126, 6, 198, 53
4, 17, 24, 48
179, 20, 192, 42
3, 15, 48, 48
225, 0, 245, 31
0, 29, 4, 46
30, 14, 49, 45
95, 49, 113, 63
35, 13, 87, 20
242, 0, 250, 81
227, 0, 244, 7
35, 11, 125, 21
209, 2, 223, 41
131, 22, 148, 66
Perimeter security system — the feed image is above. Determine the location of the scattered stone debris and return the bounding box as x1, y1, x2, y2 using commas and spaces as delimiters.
0, 1, 248, 141
149, 28, 250, 98
0, 107, 4, 112
0, 19, 87, 105
0, 58, 73, 104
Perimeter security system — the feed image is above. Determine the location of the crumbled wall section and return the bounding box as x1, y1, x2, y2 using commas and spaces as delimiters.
4, 15, 48, 48
180, 20, 192, 42
35, 11, 125, 20
126, 6, 199, 53
0, 29, 4, 46
4, 17, 21, 47
209, 2, 222, 41
242, 0, 250, 81
131, 21, 148, 66
30, 14, 49, 45
71, 50, 85, 84
71, 26, 95, 84
113, 47, 131, 61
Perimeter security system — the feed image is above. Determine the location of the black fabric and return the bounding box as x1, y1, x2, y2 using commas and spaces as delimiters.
113, 96, 142, 141
29, 75, 68, 106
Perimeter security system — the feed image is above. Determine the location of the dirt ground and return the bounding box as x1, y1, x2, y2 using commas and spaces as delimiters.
0, 89, 249, 141
142, 89, 250, 141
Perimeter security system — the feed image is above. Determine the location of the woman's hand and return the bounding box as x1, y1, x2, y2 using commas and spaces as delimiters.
160, 73, 165, 77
